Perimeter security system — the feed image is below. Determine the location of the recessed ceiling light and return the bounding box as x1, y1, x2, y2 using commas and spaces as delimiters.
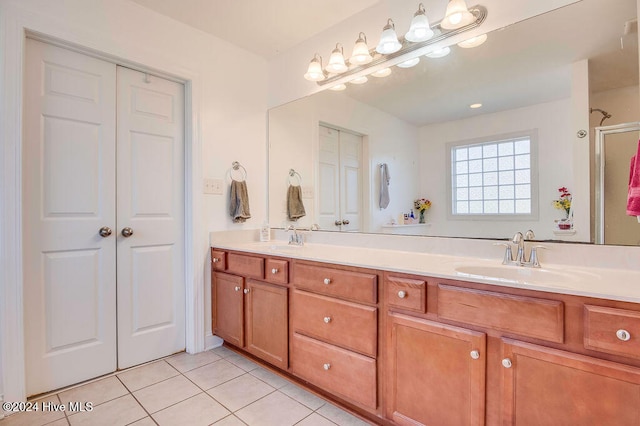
458, 34, 488, 48
329, 84, 346, 91
470, 103, 483, 109
350, 76, 368, 85
372, 68, 392, 78
397, 57, 420, 68
425, 46, 451, 58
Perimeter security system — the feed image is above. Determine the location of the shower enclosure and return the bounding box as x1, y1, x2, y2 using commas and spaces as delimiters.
595, 122, 640, 245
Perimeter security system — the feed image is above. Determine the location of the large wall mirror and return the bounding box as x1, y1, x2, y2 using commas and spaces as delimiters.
268, 0, 640, 246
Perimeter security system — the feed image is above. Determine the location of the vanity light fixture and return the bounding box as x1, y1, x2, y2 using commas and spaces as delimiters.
405, 3, 434, 42
376, 19, 403, 54
304, 53, 325, 81
441, 0, 476, 29
304, 3, 487, 85
329, 83, 347, 91
397, 57, 421, 68
372, 68, 392, 77
457, 33, 488, 48
325, 43, 348, 73
350, 32, 373, 65
425, 46, 451, 58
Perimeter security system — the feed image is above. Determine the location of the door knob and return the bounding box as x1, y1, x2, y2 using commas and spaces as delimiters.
121, 227, 134, 237
334, 220, 343, 226
99, 226, 112, 237
342, 219, 350, 225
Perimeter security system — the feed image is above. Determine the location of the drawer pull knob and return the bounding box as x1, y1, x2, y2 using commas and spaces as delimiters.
323, 278, 331, 285
213, 258, 220, 263
323, 363, 331, 370
397, 290, 407, 299
502, 358, 512, 368
271, 268, 279, 274
243, 288, 250, 294
616, 329, 631, 341
470, 350, 480, 360
323, 316, 332, 324
234, 286, 241, 292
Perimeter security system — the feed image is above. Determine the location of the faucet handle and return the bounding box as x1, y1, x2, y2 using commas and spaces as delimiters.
524, 230, 536, 240
511, 232, 523, 244
528, 245, 547, 268
493, 242, 513, 264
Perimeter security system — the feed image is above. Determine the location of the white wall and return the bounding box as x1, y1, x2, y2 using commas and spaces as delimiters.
267, 0, 579, 108
418, 98, 578, 241
0, 0, 267, 404
268, 91, 419, 232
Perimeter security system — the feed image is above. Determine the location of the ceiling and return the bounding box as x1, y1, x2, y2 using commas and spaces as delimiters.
129, 0, 380, 59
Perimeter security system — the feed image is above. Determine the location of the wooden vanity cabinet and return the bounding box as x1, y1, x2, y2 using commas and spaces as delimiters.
386, 312, 486, 426
211, 250, 289, 370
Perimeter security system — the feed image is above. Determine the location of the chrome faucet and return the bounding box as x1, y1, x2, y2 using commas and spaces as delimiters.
497, 230, 545, 267
287, 225, 304, 246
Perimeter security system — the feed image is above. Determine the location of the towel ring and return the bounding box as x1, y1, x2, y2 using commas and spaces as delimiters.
288, 169, 302, 185
230, 161, 247, 181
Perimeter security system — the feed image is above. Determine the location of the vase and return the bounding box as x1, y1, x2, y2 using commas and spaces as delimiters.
419, 210, 425, 224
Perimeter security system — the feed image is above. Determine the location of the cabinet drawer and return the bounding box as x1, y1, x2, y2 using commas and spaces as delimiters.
265, 258, 288, 285
584, 305, 640, 359
291, 333, 377, 409
386, 276, 426, 313
438, 284, 564, 343
293, 263, 377, 304
292, 290, 377, 357
227, 253, 264, 279
211, 249, 227, 271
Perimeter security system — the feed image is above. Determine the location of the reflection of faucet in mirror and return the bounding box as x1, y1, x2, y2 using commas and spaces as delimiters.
287, 225, 304, 246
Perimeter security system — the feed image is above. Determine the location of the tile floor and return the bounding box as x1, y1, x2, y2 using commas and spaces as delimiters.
0, 346, 373, 426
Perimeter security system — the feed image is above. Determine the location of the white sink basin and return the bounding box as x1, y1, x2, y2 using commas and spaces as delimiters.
454, 265, 577, 285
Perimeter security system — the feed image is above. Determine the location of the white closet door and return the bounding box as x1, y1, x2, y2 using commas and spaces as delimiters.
317, 125, 363, 231
318, 125, 341, 230
116, 66, 185, 368
339, 131, 362, 232
23, 39, 117, 395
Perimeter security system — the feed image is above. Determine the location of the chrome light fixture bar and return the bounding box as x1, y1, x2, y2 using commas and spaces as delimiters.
314, 4, 487, 87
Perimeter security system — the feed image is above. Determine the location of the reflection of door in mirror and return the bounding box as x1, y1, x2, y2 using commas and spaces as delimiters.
318, 125, 362, 232
595, 123, 640, 245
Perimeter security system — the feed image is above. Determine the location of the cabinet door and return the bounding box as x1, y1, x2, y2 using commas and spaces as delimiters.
502, 339, 640, 426
213, 272, 244, 347
245, 280, 288, 369
386, 313, 486, 426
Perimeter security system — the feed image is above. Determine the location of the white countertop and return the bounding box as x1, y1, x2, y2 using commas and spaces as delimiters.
210, 233, 640, 304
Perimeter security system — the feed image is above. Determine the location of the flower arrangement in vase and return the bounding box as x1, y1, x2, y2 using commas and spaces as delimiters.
414, 198, 432, 223
552, 186, 572, 230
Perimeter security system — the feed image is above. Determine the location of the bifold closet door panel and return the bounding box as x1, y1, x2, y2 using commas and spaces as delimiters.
23, 38, 118, 396
115, 66, 186, 368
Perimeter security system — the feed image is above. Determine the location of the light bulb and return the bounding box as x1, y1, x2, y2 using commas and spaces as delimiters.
325, 43, 348, 74
350, 32, 373, 65
372, 68, 392, 78
303, 54, 325, 81
441, 0, 475, 30
457, 34, 488, 48
397, 57, 420, 68
425, 46, 451, 58
376, 19, 402, 54
405, 3, 434, 43
350, 76, 368, 84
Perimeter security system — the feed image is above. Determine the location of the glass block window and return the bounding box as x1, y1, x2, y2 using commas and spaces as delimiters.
450, 133, 536, 216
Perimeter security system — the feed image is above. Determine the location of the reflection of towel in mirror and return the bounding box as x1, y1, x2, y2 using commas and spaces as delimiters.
287, 185, 306, 221
379, 163, 390, 209
627, 140, 640, 217
230, 179, 251, 223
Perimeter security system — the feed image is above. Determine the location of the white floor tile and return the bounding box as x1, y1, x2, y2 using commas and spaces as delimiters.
152, 393, 230, 426
316, 403, 372, 426
235, 392, 312, 426
184, 359, 244, 390
279, 383, 327, 411
224, 353, 259, 372
212, 415, 247, 425
58, 376, 128, 407
207, 374, 274, 412
248, 367, 290, 389
295, 413, 337, 426
0, 395, 66, 426
117, 361, 179, 392
133, 375, 200, 414
67, 394, 146, 426
165, 350, 221, 373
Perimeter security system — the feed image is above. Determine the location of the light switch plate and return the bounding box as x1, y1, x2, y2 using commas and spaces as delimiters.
302, 186, 314, 198
204, 178, 223, 195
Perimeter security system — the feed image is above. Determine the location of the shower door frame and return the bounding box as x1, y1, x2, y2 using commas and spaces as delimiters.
594, 121, 640, 244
